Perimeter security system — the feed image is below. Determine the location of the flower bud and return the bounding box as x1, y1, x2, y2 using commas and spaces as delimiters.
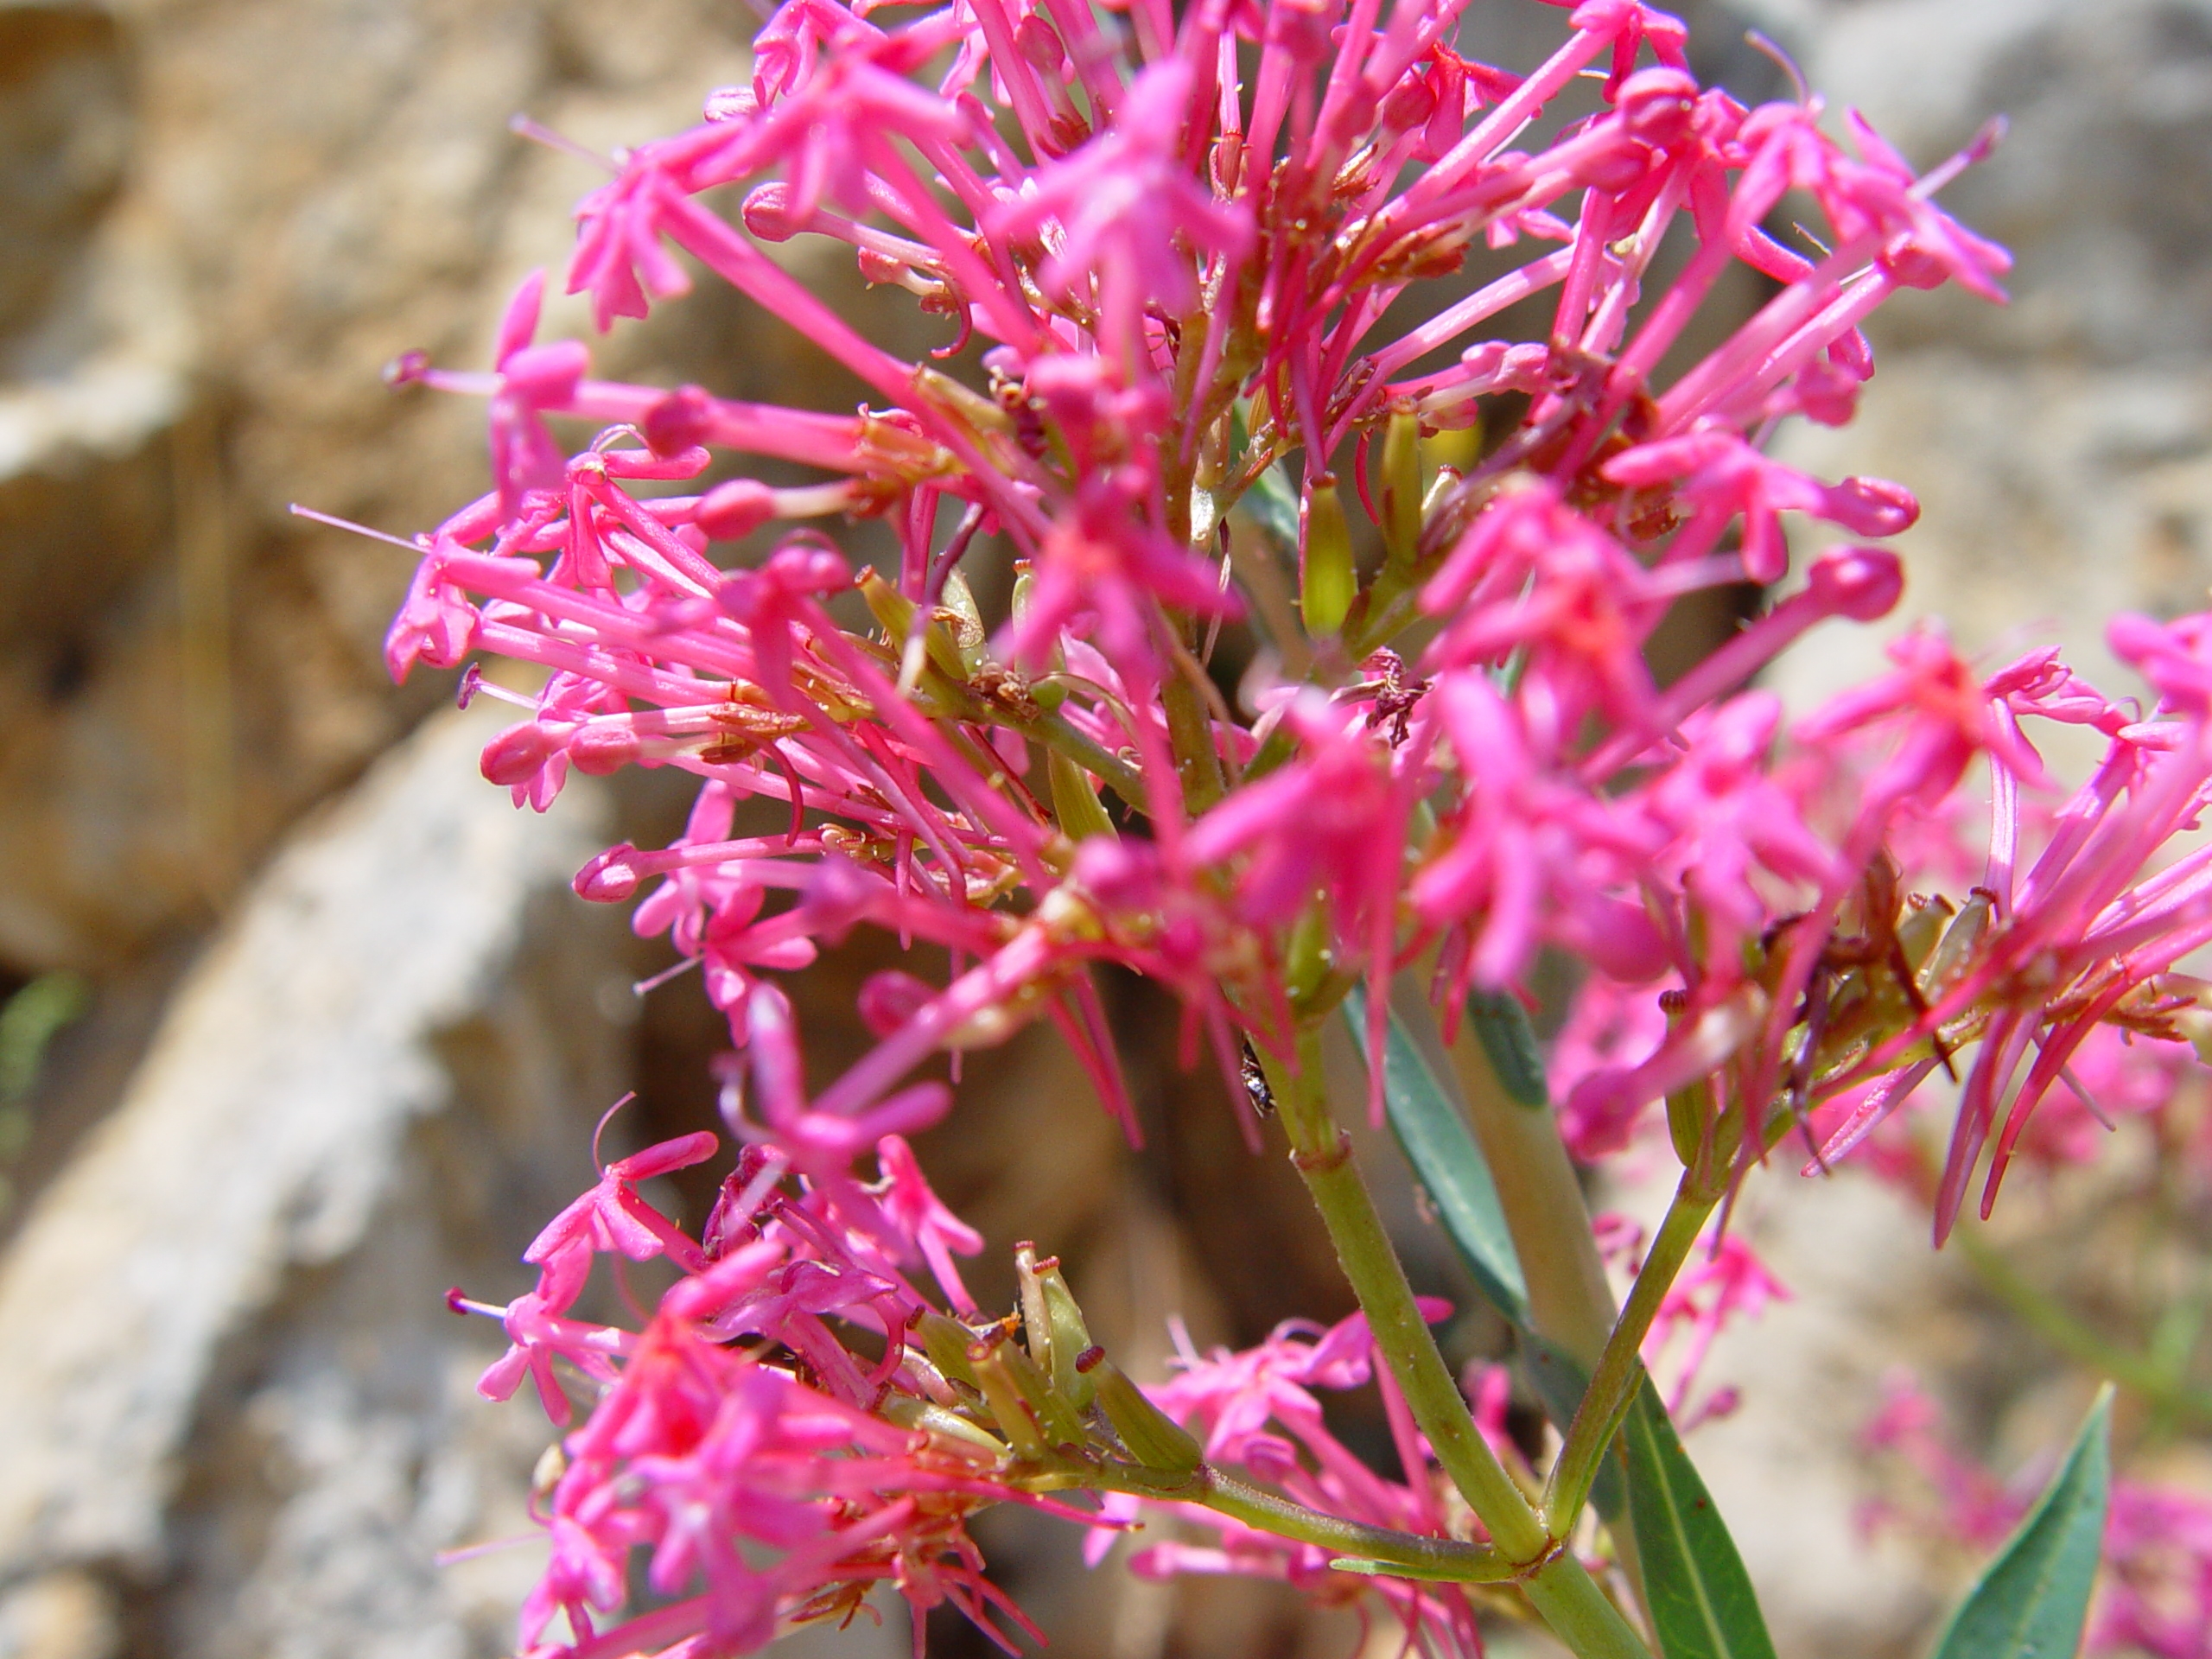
1039, 1264, 1097, 1408
1829, 475, 1919, 537
741, 181, 800, 242
1048, 750, 1117, 843
1665, 1081, 1708, 1170
696, 478, 778, 541
500, 340, 588, 404
1284, 900, 1334, 1004
382, 349, 429, 386
572, 844, 642, 903
641, 385, 714, 454
1093, 1358, 1203, 1475
702, 84, 753, 123
939, 568, 988, 672
917, 1311, 984, 1391
1377, 70, 1436, 135
1807, 544, 1904, 623
1300, 474, 1357, 638
480, 721, 560, 786
1014, 14, 1065, 72
1378, 409, 1423, 569
1924, 888, 1993, 991
568, 722, 640, 775
971, 1331, 1089, 1457
859, 969, 937, 1038
967, 1339, 1050, 1459
859, 568, 968, 681
1618, 67, 1699, 146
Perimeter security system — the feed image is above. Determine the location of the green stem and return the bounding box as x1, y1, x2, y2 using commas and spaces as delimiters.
1260, 1030, 1652, 1659
1025, 711, 1147, 812
1084, 1465, 1513, 1581
1444, 1015, 1617, 1370
1544, 1176, 1719, 1533
1426, 995, 1651, 1617
1955, 1224, 2212, 1427
1160, 654, 1228, 813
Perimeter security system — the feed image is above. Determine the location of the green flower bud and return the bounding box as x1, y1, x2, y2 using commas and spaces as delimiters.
1048, 749, 1117, 843
1379, 410, 1423, 568
1300, 474, 1357, 639
1092, 1357, 1203, 1475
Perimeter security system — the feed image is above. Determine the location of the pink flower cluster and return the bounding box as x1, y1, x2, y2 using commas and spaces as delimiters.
351, 0, 2212, 1643
1090, 1308, 1491, 1655
446, 989, 1068, 1656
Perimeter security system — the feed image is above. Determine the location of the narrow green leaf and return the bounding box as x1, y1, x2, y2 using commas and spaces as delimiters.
1344, 990, 1529, 1329
1929, 1386, 2113, 1659
1624, 1384, 1779, 1659
1466, 988, 1548, 1108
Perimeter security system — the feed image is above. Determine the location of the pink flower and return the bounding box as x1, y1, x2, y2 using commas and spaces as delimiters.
872, 1133, 984, 1314
1113, 1307, 1485, 1656
1550, 973, 1672, 1160
1643, 1232, 1789, 1420
992, 59, 1254, 364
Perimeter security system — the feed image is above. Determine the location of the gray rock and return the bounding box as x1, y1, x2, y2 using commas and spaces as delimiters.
0, 1573, 118, 1659
0, 704, 620, 1622
1743, 0, 2212, 366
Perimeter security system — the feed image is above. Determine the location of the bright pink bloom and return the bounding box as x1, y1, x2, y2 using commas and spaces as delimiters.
1643, 1232, 1789, 1421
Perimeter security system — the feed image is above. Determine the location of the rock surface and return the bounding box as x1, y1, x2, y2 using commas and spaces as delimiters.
0, 0, 765, 980
0, 704, 625, 1655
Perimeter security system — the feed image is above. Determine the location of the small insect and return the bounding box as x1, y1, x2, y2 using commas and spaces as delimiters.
1239, 1039, 1276, 1117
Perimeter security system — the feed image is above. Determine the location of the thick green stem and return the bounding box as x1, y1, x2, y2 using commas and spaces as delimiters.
1444, 1018, 1618, 1370
1544, 1177, 1718, 1532
1260, 1031, 1652, 1659
1523, 1549, 1656, 1656
1268, 1036, 1541, 1552
1160, 658, 1228, 813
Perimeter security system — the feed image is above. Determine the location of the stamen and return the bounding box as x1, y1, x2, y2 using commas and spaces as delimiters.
508, 113, 618, 173
289, 503, 427, 553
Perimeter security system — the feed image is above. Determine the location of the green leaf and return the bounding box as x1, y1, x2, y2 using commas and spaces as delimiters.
1466, 989, 1548, 1109
1624, 1383, 1779, 1659
1929, 1386, 2113, 1659
0, 971, 89, 1104
1344, 990, 1529, 1329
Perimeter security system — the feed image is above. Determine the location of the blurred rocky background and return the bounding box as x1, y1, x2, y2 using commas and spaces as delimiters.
0, 1, 2205, 1656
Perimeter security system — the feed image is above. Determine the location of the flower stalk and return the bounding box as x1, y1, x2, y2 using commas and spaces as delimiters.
1256, 1029, 1655, 1658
